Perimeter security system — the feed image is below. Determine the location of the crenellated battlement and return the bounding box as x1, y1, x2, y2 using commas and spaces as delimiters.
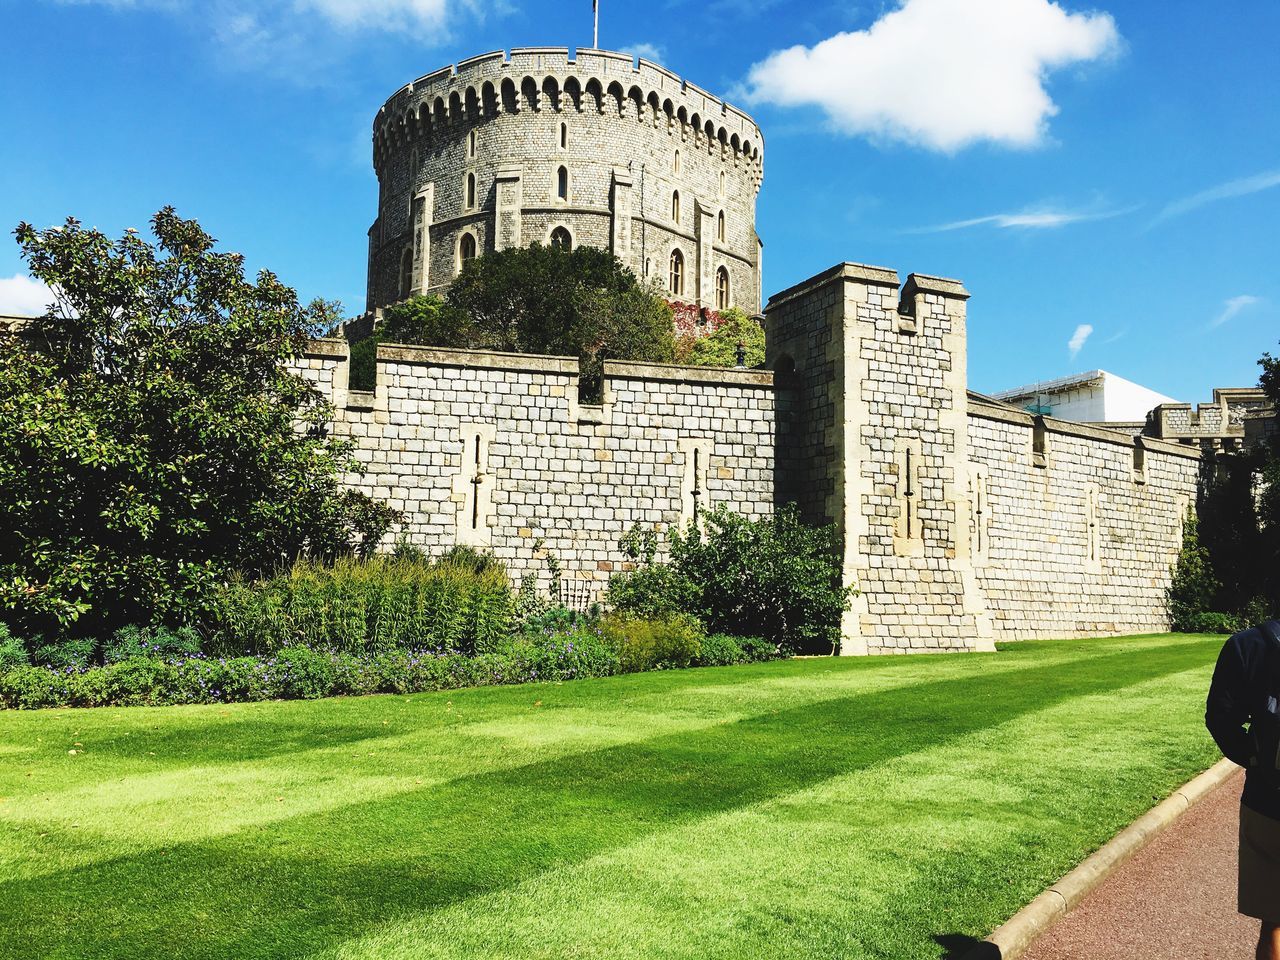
372, 47, 763, 176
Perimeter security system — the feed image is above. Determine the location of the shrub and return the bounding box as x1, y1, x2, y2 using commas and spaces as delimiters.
270, 647, 336, 700
32, 636, 95, 670
600, 614, 703, 673
1180, 612, 1244, 635
0, 666, 64, 709
693, 634, 779, 667
208, 555, 514, 657
103, 625, 202, 664
608, 506, 853, 654
0, 623, 29, 671
684, 308, 766, 369
438, 545, 505, 576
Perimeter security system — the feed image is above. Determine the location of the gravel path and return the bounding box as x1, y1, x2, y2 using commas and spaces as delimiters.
1021, 768, 1256, 960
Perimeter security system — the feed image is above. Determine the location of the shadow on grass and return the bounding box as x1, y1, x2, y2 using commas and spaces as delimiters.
934, 933, 1000, 959
0, 642, 1206, 960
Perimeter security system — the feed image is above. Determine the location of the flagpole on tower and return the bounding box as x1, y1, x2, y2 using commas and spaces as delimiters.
593, 0, 599, 48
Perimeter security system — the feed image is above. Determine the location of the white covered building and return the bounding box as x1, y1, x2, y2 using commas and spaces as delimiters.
991, 370, 1179, 425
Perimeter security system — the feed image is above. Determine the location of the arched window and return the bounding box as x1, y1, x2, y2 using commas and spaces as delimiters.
717, 211, 726, 243
457, 232, 477, 273
715, 266, 730, 310
549, 226, 572, 251
671, 190, 680, 223
673, 149, 681, 174
718, 170, 725, 197
466, 172, 476, 209
559, 122, 568, 150
399, 246, 413, 300
669, 249, 684, 296
467, 130, 476, 159
556, 166, 569, 201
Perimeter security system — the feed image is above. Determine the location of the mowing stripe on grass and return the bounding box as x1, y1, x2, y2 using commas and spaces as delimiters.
314, 664, 1216, 960
0, 637, 1215, 960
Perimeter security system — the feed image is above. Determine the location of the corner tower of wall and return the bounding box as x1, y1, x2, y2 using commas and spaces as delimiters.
766, 264, 994, 655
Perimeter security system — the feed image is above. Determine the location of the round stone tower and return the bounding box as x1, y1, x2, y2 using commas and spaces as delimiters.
367, 47, 765, 315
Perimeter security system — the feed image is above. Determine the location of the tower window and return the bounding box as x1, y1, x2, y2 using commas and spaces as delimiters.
556, 165, 569, 201
673, 149, 681, 174
715, 266, 730, 310
467, 129, 476, 159
465, 172, 477, 209
669, 249, 684, 296
559, 122, 568, 150
550, 226, 572, 251
719, 170, 725, 197
671, 190, 680, 223
717, 211, 726, 243
457, 231, 477, 273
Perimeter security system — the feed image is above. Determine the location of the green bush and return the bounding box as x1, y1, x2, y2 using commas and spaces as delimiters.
600, 614, 703, 673
271, 647, 336, 700
608, 506, 854, 654
694, 633, 778, 667
103, 625, 202, 664
0, 624, 29, 671
0, 666, 63, 709
209, 555, 514, 657
32, 636, 95, 670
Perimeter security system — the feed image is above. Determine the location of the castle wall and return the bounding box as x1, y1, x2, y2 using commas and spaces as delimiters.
763, 263, 1204, 655
369, 48, 763, 314
293, 341, 775, 598
967, 401, 1201, 640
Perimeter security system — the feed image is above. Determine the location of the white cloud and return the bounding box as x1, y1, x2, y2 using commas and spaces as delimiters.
1154, 169, 1280, 225
46, 0, 465, 41
742, 0, 1121, 152
619, 43, 665, 64
0, 274, 55, 317
295, 0, 451, 32
1067, 323, 1093, 360
1210, 295, 1260, 329
910, 204, 1132, 232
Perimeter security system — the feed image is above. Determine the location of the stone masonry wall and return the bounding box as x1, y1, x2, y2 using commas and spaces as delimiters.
371, 48, 763, 314
293, 340, 775, 600
967, 400, 1201, 639
764, 262, 1204, 655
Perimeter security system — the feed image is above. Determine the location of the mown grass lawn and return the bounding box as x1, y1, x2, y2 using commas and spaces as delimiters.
0, 633, 1223, 960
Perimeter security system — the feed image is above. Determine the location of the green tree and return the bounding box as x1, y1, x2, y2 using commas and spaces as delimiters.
686, 308, 765, 368
349, 295, 466, 390
0, 209, 398, 638
351, 245, 674, 399
607, 506, 854, 654
1167, 508, 1223, 631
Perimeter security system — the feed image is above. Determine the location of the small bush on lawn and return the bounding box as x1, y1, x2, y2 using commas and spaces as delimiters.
600, 614, 703, 672
608, 505, 854, 654
695, 633, 779, 667
210, 555, 513, 657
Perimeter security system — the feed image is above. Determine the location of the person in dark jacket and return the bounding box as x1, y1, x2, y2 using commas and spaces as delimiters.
1207, 622, 1280, 960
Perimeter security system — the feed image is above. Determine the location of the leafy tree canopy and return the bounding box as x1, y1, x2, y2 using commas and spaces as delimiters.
350, 245, 674, 396
0, 208, 398, 637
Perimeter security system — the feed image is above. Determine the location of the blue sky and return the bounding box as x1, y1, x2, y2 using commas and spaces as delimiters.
0, 0, 1276, 400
